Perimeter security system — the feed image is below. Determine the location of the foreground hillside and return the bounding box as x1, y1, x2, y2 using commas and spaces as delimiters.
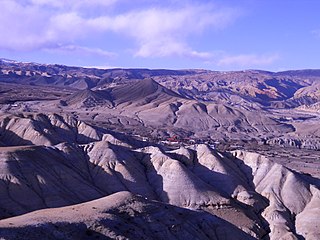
0, 113, 319, 239
0, 191, 254, 240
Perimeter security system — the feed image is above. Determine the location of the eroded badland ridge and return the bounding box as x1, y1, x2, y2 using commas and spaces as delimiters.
0, 59, 319, 239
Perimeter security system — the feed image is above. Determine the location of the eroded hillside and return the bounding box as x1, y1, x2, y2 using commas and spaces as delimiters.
0, 113, 319, 239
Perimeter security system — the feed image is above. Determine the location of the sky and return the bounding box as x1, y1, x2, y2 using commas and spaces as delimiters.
0, 0, 319, 71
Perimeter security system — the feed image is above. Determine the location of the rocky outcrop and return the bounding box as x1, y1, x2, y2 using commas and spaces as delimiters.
297, 101, 320, 113
266, 137, 320, 150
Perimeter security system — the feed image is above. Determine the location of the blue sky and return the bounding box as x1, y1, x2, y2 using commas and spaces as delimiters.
0, 0, 319, 71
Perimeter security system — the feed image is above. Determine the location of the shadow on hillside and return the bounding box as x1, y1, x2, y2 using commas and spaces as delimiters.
0, 222, 111, 240
129, 149, 169, 202
0, 201, 257, 240
32, 114, 102, 145
0, 129, 33, 146
0, 113, 103, 146
3, 144, 109, 219
291, 169, 320, 191
100, 196, 257, 240
100, 142, 163, 201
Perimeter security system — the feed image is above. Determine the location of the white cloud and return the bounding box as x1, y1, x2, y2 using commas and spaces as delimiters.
217, 53, 280, 67
59, 3, 238, 58
49, 44, 116, 58
132, 38, 212, 59
0, 0, 49, 50
0, 0, 240, 59
107, 5, 239, 58
0, 1, 107, 51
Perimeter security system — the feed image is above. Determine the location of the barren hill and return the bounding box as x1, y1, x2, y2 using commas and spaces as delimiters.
109, 78, 182, 106
0, 191, 255, 240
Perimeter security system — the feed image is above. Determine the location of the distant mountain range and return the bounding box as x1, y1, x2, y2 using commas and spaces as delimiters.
1, 58, 320, 107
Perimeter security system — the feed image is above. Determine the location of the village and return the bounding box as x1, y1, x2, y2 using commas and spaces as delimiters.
133, 134, 219, 149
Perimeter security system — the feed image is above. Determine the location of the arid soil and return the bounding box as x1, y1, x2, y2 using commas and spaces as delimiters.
0, 59, 319, 239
